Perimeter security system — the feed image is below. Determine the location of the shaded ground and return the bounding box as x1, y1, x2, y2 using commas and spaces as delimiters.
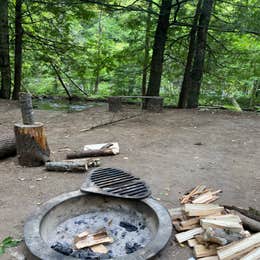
0, 99, 259, 259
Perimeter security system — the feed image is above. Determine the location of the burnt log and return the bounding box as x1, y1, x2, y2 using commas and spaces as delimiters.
0, 135, 16, 159
45, 161, 87, 172
14, 122, 50, 166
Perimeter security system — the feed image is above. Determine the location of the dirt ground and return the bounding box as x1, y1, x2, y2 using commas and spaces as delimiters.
0, 99, 259, 260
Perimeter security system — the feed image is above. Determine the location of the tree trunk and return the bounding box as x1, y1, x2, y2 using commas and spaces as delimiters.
12, 0, 23, 100
146, 0, 172, 96
141, 0, 152, 96
249, 79, 259, 109
94, 11, 102, 94
178, 0, 203, 108
0, 135, 16, 159
50, 62, 72, 100
187, 0, 214, 108
0, 0, 11, 99
14, 122, 50, 166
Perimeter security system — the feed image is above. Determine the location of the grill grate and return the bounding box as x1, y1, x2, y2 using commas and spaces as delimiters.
81, 167, 151, 199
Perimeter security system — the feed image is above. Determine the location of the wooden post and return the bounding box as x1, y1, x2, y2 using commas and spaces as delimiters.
143, 97, 163, 112
108, 96, 122, 112
14, 92, 50, 166
19, 92, 34, 124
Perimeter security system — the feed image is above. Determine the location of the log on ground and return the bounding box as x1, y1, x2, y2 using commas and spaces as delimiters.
0, 135, 16, 159
67, 148, 116, 159
45, 161, 88, 172
14, 122, 50, 166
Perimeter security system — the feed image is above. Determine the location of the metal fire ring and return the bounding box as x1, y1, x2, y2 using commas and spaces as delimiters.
24, 190, 172, 260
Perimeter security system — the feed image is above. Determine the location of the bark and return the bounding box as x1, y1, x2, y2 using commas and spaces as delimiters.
141, 0, 152, 96
14, 122, 50, 166
232, 210, 260, 233
0, 0, 11, 99
0, 135, 16, 159
187, 0, 214, 108
146, 0, 172, 96
178, 0, 203, 108
12, 0, 23, 100
19, 92, 34, 124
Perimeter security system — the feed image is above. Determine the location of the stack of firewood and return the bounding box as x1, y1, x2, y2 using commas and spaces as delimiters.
170, 185, 260, 259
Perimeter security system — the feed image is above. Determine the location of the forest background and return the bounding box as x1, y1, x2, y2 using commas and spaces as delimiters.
0, 0, 259, 110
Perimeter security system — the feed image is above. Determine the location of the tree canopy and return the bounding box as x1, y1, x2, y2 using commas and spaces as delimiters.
0, 0, 259, 110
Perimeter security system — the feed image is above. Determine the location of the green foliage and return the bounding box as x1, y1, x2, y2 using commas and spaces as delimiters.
6, 0, 260, 110
0, 237, 21, 255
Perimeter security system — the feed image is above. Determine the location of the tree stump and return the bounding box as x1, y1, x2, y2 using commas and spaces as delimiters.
108, 97, 122, 112
0, 135, 16, 159
14, 122, 50, 166
143, 97, 163, 112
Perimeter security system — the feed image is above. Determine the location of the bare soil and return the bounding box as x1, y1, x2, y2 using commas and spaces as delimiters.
0, 99, 259, 260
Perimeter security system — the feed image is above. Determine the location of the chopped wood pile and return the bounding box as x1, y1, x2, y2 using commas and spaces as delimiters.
171, 185, 260, 260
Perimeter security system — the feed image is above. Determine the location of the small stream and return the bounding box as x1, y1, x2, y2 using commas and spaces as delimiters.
32, 97, 105, 112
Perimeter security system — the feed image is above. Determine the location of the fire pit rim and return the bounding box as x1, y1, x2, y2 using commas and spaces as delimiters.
24, 190, 172, 260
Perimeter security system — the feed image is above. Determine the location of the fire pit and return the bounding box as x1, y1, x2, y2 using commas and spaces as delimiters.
24, 190, 172, 259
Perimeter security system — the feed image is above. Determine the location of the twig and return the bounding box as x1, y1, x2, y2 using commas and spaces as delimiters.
79, 114, 140, 132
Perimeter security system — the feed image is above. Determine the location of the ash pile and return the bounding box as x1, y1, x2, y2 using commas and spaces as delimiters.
50, 212, 152, 259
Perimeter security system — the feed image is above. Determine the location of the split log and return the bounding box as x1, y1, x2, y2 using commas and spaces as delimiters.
14, 122, 50, 166
240, 247, 260, 260
173, 220, 199, 232
91, 244, 108, 254
67, 143, 119, 159
193, 244, 217, 258
168, 207, 185, 220
75, 228, 113, 249
0, 135, 16, 159
67, 149, 114, 159
217, 232, 260, 260
45, 161, 87, 172
187, 239, 199, 247
200, 218, 243, 232
184, 204, 224, 217
175, 227, 204, 243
